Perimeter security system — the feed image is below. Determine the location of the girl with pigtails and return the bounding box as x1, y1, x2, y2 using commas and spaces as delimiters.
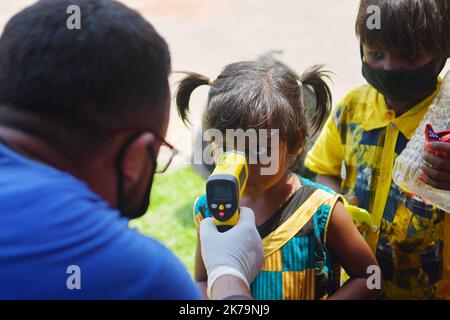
176, 57, 379, 300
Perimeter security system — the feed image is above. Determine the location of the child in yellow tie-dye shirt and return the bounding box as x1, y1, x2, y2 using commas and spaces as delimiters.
305, 0, 450, 299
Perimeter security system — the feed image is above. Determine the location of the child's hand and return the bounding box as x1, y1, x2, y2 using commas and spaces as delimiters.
343, 195, 371, 234
421, 142, 450, 191
344, 194, 359, 206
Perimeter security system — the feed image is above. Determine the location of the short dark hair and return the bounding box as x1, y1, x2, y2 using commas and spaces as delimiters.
0, 0, 171, 152
176, 57, 332, 156
356, 0, 449, 60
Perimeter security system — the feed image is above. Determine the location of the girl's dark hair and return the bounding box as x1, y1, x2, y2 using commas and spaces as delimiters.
175, 58, 332, 155
356, 0, 450, 59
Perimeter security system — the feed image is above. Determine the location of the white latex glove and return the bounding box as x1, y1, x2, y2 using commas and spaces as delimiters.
199, 207, 264, 299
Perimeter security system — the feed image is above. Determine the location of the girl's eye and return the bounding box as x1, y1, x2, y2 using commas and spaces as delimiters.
369, 51, 384, 60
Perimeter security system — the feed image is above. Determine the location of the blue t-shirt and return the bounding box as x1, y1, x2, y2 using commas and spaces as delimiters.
0, 141, 201, 299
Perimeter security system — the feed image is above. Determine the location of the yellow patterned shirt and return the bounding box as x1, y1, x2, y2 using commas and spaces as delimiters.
305, 81, 450, 299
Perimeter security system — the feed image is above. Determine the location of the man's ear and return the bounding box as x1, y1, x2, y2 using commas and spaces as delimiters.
121, 133, 155, 183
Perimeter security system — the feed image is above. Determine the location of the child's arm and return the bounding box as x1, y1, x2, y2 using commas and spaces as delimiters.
194, 232, 208, 299
326, 201, 381, 300
316, 175, 360, 206
316, 174, 342, 193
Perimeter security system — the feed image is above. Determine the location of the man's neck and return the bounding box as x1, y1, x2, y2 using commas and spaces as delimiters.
0, 125, 118, 208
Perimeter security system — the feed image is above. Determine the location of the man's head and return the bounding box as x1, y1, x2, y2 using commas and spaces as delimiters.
0, 0, 172, 218
355, 0, 449, 107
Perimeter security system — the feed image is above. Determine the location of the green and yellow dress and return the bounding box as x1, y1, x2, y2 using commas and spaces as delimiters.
193, 176, 343, 300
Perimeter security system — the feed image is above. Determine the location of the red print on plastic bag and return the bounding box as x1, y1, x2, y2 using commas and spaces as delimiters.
424, 124, 450, 158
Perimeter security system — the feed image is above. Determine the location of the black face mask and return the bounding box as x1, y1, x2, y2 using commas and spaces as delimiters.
361, 46, 443, 101
116, 133, 156, 219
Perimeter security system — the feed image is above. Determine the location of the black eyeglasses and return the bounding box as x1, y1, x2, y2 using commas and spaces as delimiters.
109, 127, 178, 174
150, 132, 178, 174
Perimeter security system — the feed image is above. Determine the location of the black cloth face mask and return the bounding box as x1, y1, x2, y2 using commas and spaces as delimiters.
361, 46, 443, 101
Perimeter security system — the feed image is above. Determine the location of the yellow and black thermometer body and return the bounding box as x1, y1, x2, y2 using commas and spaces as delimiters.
206, 151, 249, 232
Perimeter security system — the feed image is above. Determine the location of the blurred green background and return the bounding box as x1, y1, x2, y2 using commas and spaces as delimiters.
130, 166, 205, 276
